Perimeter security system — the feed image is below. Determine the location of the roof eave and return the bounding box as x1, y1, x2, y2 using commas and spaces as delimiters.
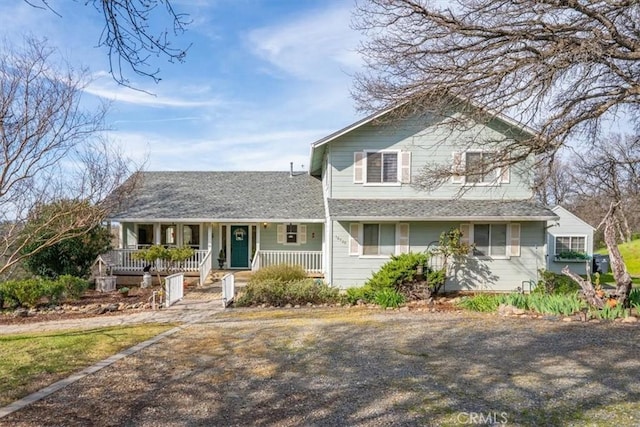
330, 215, 559, 222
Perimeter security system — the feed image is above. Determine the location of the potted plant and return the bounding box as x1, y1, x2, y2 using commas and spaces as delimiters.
555, 250, 590, 262
119, 287, 130, 297
217, 249, 226, 269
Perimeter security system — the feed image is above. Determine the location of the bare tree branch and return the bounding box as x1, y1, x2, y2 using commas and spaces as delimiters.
353, 0, 640, 183
0, 37, 139, 277
24, 0, 191, 85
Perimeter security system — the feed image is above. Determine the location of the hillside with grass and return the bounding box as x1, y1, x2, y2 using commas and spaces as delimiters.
596, 238, 640, 277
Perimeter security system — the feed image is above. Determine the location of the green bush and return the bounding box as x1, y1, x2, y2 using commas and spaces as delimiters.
235, 278, 339, 307
457, 294, 502, 312
0, 275, 90, 309
248, 264, 307, 285
630, 288, 640, 314
11, 279, 45, 308
345, 285, 376, 305
57, 275, 89, 300
535, 270, 580, 295
365, 252, 428, 291
374, 288, 405, 309
41, 279, 66, 305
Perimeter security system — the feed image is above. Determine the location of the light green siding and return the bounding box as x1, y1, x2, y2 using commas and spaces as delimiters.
259, 223, 323, 251
546, 206, 594, 275
325, 113, 534, 200
329, 220, 545, 292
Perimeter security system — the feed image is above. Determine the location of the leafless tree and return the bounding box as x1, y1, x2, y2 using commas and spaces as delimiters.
354, 0, 640, 306
533, 158, 577, 207
0, 37, 138, 277
569, 134, 640, 243
24, 0, 190, 85
353, 0, 640, 178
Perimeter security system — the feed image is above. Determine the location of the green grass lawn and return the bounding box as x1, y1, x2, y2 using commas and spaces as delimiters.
596, 239, 640, 276
0, 324, 174, 407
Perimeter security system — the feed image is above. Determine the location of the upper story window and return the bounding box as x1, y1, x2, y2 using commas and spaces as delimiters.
367, 152, 398, 183
452, 150, 509, 185
354, 150, 411, 185
465, 152, 499, 184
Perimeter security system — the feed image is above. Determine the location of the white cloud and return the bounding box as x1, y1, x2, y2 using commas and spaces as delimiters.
247, 3, 362, 82
85, 77, 222, 108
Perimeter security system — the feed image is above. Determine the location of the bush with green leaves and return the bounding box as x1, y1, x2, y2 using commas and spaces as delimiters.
235, 278, 339, 307
373, 288, 405, 309
365, 252, 429, 291
0, 276, 89, 309
248, 264, 307, 285
534, 270, 581, 295
345, 285, 376, 305
457, 294, 502, 312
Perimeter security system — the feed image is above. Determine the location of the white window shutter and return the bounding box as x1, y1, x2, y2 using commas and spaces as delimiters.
349, 223, 361, 256
509, 223, 521, 257
400, 151, 411, 183
353, 152, 364, 184
277, 224, 285, 244
459, 223, 471, 254
397, 223, 410, 254
452, 151, 464, 184
299, 225, 307, 244
500, 165, 510, 184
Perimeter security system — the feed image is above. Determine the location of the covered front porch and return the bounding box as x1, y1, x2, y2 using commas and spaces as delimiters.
107, 220, 325, 284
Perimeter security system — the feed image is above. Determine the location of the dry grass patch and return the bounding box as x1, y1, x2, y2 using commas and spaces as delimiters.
0, 323, 175, 406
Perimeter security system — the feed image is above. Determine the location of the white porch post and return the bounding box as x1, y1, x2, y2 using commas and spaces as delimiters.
154, 223, 161, 245
207, 223, 213, 251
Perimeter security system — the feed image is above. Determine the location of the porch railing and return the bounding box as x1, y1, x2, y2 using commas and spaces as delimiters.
252, 250, 323, 274
199, 250, 212, 286
106, 249, 209, 273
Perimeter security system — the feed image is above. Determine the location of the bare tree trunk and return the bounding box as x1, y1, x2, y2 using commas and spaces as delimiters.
604, 209, 633, 308
561, 267, 604, 309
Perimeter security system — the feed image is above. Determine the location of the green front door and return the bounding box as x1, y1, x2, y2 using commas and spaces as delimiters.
230, 225, 249, 268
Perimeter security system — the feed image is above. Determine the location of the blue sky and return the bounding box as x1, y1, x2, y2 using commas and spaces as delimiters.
1, 0, 363, 171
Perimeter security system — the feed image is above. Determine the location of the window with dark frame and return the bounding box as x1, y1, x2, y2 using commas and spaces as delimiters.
286, 224, 298, 244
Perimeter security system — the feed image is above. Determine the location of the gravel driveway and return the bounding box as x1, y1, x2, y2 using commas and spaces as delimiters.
1, 308, 639, 426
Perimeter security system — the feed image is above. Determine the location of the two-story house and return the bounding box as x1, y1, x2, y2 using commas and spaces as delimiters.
108, 104, 558, 292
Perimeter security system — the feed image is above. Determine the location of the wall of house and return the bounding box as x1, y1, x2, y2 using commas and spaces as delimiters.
329, 220, 545, 292
325, 113, 534, 200
546, 207, 594, 275
258, 223, 323, 251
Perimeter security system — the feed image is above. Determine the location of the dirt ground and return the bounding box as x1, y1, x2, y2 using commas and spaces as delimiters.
1, 307, 639, 426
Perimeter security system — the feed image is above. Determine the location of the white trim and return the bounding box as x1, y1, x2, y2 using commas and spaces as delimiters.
112, 217, 326, 223
551, 206, 596, 231
553, 234, 588, 256
331, 215, 558, 222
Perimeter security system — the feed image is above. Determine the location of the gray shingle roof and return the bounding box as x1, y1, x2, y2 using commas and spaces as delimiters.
110, 172, 325, 221
327, 199, 557, 221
